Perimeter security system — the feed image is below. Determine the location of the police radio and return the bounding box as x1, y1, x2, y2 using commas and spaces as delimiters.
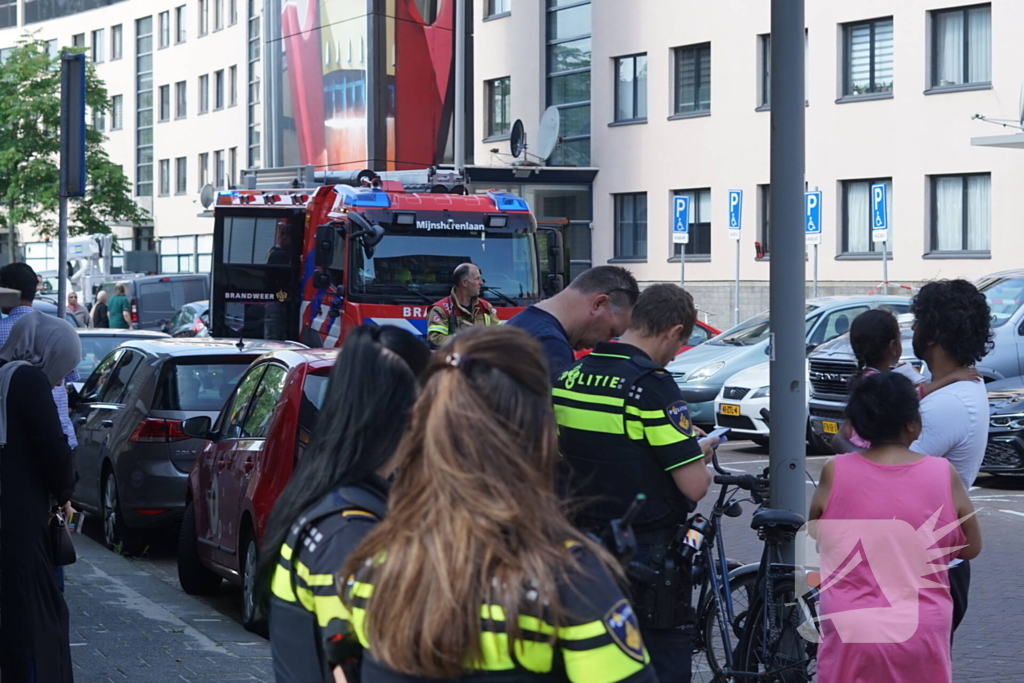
594, 494, 646, 567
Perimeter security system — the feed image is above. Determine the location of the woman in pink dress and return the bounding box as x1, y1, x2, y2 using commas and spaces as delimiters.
809, 371, 982, 683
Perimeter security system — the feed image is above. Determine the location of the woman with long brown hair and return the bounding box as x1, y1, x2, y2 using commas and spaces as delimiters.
340, 326, 656, 682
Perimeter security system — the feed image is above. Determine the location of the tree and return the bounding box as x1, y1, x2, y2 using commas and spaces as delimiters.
0, 36, 148, 252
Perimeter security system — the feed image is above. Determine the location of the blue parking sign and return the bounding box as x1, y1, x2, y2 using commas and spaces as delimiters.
728, 190, 742, 239
871, 183, 888, 242
673, 195, 690, 244
805, 191, 822, 245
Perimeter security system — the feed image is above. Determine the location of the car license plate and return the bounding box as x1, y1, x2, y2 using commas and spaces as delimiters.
822, 421, 839, 435
720, 404, 741, 417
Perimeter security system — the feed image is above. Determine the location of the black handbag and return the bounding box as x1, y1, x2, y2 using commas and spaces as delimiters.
50, 508, 77, 566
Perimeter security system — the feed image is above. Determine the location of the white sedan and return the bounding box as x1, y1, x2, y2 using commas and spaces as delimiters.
713, 361, 810, 446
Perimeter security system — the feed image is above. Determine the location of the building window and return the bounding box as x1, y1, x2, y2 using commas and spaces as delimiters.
614, 193, 647, 260
931, 4, 991, 89
841, 178, 892, 254
111, 24, 123, 60
198, 152, 209, 190
757, 184, 770, 258
0, 0, 15, 29
199, 0, 209, 36
214, 0, 224, 30
228, 147, 237, 188
92, 107, 106, 132
199, 74, 209, 113
843, 17, 893, 97
175, 157, 187, 194
111, 94, 123, 129
159, 11, 170, 48
546, 0, 590, 166
214, 69, 225, 109
135, 16, 154, 197
485, 77, 511, 138
247, 0, 262, 167
72, 33, 85, 48
158, 159, 171, 196
930, 174, 991, 253
755, 32, 809, 110
673, 43, 711, 115
229, 65, 237, 106
91, 29, 106, 63
175, 5, 187, 43
487, 0, 510, 18
672, 189, 711, 258
614, 54, 647, 122
159, 84, 170, 121
175, 80, 187, 118
229, 0, 237, 25
214, 150, 225, 188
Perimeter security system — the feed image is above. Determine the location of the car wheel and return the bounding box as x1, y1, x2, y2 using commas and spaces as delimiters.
806, 423, 835, 456
751, 435, 770, 448
102, 470, 143, 555
240, 533, 267, 635
177, 502, 222, 595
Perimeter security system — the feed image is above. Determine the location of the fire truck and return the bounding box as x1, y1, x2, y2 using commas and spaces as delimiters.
209, 167, 566, 346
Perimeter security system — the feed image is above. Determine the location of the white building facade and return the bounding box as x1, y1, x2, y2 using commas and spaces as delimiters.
473, 0, 1024, 324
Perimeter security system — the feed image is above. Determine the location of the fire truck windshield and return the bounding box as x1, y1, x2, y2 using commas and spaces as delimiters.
349, 232, 540, 302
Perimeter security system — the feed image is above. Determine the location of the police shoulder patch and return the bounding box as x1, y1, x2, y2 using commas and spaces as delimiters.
603, 599, 645, 662
666, 400, 692, 436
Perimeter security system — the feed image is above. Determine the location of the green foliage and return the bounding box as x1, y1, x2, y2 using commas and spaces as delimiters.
0, 35, 148, 240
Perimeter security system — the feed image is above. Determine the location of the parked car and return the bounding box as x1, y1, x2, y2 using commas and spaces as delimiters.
574, 319, 721, 360
667, 296, 912, 430
98, 274, 209, 332
75, 329, 170, 382
31, 298, 81, 327
164, 300, 210, 338
70, 338, 304, 553
983, 376, 1024, 476
177, 347, 337, 630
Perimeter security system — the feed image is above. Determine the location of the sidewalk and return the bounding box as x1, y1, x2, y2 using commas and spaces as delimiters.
65, 534, 273, 682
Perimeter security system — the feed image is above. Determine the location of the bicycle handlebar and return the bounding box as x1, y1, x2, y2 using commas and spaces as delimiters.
713, 474, 758, 488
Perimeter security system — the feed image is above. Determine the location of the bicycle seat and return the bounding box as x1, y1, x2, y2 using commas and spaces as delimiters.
750, 507, 806, 532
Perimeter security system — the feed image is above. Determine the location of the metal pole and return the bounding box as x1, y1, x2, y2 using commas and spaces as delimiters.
882, 241, 889, 295
734, 239, 740, 326
769, 0, 806, 557
58, 195, 68, 319
813, 243, 818, 298
454, 0, 466, 175
679, 246, 686, 287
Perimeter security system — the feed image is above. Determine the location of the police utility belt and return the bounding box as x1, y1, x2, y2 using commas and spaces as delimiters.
626, 526, 697, 630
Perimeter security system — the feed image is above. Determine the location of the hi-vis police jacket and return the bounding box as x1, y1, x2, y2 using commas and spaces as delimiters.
552, 342, 703, 532
426, 290, 499, 348
269, 476, 388, 683
345, 543, 658, 683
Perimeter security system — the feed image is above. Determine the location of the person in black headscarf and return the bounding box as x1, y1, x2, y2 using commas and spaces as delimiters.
0, 311, 80, 682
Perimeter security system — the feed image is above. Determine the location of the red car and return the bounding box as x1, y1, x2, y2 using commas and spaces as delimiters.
176, 347, 337, 630
573, 319, 721, 360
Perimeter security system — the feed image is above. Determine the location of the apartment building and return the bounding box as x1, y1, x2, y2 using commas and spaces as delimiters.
474, 0, 1024, 323
0, 0, 262, 275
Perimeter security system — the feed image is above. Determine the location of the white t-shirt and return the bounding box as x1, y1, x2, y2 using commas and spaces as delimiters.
910, 379, 989, 490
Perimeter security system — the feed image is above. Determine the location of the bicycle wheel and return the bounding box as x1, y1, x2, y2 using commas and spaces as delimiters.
736, 578, 817, 683
692, 571, 758, 683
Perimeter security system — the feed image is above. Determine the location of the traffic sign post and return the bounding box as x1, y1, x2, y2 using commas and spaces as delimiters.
728, 190, 743, 325
805, 191, 822, 298
673, 195, 690, 286
871, 183, 889, 295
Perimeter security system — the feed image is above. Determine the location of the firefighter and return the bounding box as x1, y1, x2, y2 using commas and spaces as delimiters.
552, 283, 717, 683
426, 263, 498, 349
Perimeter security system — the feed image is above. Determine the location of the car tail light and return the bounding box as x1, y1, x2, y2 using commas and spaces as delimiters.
192, 317, 204, 334
129, 418, 189, 443
130, 298, 139, 324
134, 509, 168, 515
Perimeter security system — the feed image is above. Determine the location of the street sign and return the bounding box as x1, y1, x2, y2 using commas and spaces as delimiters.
805, 191, 822, 245
673, 195, 690, 244
728, 190, 742, 240
871, 183, 888, 243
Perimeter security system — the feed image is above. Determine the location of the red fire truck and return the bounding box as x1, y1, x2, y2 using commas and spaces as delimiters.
209, 168, 565, 346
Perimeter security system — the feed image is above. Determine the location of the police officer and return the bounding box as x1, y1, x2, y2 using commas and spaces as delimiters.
552, 283, 716, 683
426, 263, 498, 348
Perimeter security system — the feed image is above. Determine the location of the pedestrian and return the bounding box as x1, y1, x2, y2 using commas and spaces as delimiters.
907, 279, 991, 634
260, 325, 429, 683
340, 327, 657, 682
507, 265, 638, 380
107, 283, 132, 329
92, 290, 110, 328
425, 263, 498, 349
552, 283, 717, 683
0, 311, 81, 683
832, 308, 980, 452
809, 372, 982, 683
66, 291, 90, 328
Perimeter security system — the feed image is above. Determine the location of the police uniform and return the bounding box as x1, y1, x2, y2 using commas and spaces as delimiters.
552, 342, 704, 683
426, 289, 499, 349
346, 543, 658, 682
268, 475, 388, 683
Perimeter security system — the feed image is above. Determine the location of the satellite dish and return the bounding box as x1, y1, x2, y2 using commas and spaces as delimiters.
535, 106, 561, 162
510, 119, 526, 158
199, 183, 216, 209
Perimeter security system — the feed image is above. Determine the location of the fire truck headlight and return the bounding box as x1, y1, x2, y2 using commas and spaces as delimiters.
393, 211, 416, 227
485, 213, 509, 229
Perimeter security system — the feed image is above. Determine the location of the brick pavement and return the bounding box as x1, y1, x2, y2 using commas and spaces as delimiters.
65, 534, 272, 682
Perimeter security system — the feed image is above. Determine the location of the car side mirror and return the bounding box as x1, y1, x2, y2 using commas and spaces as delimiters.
314, 224, 337, 268
181, 415, 213, 440
806, 343, 819, 355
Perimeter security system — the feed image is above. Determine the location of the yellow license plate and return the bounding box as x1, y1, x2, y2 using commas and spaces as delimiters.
822, 421, 839, 435
720, 404, 741, 416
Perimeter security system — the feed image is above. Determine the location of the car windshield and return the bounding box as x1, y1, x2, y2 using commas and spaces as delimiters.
712, 304, 820, 346
977, 276, 1024, 328
78, 336, 139, 377
156, 357, 255, 412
